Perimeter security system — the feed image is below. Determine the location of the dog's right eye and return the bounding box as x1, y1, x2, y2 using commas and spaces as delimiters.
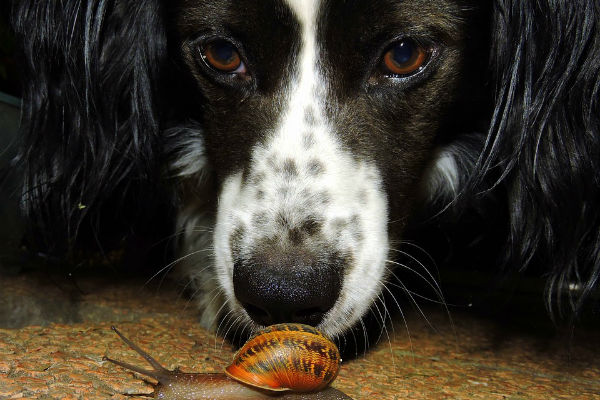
201, 39, 246, 74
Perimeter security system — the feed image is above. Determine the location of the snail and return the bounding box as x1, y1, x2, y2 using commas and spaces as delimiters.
104, 324, 353, 399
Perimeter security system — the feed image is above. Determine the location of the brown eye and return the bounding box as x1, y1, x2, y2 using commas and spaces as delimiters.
202, 39, 244, 73
382, 39, 428, 76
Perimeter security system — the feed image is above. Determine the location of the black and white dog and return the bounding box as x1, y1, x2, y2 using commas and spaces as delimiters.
11, 0, 600, 338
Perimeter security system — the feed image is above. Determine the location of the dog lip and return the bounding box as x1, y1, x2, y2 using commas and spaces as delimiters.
241, 302, 328, 327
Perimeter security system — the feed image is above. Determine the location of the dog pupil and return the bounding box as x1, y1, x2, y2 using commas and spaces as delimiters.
393, 40, 415, 65
214, 41, 237, 64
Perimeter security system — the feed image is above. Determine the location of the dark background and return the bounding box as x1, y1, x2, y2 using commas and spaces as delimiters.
0, 2, 19, 98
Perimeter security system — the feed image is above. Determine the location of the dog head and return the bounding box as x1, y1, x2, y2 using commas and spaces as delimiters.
172, 0, 477, 336
14, 0, 597, 337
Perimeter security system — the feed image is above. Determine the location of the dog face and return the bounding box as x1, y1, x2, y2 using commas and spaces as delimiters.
173, 0, 470, 336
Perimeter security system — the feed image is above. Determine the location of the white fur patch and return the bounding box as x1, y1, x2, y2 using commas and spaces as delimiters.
424, 137, 482, 202
428, 150, 460, 197
166, 124, 207, 177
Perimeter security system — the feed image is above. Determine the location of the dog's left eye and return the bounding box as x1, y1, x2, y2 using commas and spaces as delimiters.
201, 39, 246, 74
381, 39, 429, 77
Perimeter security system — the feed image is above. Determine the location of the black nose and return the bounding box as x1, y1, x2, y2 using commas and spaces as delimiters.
233, 247, 343, 326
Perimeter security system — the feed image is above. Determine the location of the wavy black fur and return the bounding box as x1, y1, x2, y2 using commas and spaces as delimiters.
12, 0, 171, 258
10, 0, 600, 319
473, 0, 600, 318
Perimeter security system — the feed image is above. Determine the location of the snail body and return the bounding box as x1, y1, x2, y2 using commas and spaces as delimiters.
104, 325, 352, 400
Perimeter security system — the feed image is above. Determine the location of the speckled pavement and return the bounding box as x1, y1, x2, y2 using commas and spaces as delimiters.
0, 271, 599, 399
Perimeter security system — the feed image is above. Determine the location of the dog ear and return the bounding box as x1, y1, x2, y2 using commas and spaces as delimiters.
476, 0, 600, 318
12, 0, 169, 259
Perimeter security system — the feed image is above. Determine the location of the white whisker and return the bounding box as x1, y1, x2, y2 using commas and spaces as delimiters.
221, 315, 243, 350
144, 248, 213, 286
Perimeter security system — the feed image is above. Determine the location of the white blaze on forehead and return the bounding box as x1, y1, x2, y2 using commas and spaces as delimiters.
284, 0, 320, 59
285, 0, 320, 25
279, 0, 323, 138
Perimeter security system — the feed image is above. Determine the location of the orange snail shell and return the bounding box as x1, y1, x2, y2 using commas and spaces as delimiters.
225, 323, 341, 392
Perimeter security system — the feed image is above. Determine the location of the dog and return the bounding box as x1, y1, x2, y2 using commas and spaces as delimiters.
11, 0, 599, 339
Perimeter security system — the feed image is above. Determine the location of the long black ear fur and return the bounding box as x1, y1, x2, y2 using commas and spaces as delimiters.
475, 0, 600, 319
12, 0, 170, 260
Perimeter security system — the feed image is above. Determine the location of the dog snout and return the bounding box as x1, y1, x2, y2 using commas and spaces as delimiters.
233, 246, 343, 327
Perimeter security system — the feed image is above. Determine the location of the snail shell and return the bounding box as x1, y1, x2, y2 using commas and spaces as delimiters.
225, 323, 341, 392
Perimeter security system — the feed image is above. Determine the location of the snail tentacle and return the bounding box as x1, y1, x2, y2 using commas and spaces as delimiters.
104, 326, 172, 383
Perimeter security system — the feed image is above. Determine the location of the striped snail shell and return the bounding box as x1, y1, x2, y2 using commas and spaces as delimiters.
224, 323, 341, 392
